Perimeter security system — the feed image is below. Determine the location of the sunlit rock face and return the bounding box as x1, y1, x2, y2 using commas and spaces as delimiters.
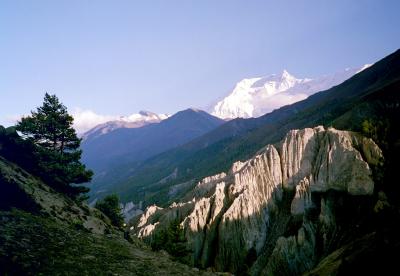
133, 126, 382, 274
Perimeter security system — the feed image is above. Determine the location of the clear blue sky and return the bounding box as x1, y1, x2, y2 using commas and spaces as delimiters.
1, 0, 399, 127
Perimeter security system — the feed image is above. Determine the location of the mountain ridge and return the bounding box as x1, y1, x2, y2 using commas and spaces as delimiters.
81, 110, 168, 141
105, 49, 400, 206
211, 65, 371, 119
82, 108, 225, 199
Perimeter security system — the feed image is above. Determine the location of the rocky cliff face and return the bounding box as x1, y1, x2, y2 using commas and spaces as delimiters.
132, 126, 382, 274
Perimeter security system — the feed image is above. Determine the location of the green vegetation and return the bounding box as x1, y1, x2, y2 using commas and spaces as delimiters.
360, 115, 400, 200
361, 119, 390, 151
151, 219, 192, 264
0, 133, 212, 275
1, 93, 92, 199
0, 210, 209, 276
95, 194, 124, 227
0, 126, 43, 177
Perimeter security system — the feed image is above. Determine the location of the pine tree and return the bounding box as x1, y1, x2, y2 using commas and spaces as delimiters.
16, 93, 92, 197
95, 194, 124, 227
166, 219, 191, 262
150, 219, 191, 264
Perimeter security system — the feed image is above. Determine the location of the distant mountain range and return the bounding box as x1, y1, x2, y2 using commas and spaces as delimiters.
210, 65, 371, 119
87, 49, 399, 206
82, 111, 168, 141
81, 108, 224, 198
78, 65, 370, 137
80, 50, 399, 208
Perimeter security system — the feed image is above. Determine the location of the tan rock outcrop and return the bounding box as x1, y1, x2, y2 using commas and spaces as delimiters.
133, 127, 382, 274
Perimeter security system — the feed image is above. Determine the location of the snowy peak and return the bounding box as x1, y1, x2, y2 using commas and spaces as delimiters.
233, 70, 297, 93
211, 65, 370, 119
269, 69, 296, 82
357, 64, 372, 73
281, 69, 292, 79
139, 110, 158, 117
212, 70, 304, 119
82, 111, 168, 141
118, 111, 168, 123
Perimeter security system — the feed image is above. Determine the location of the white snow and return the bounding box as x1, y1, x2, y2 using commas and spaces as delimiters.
78, 110, 169, 139
211, 65, 371, 119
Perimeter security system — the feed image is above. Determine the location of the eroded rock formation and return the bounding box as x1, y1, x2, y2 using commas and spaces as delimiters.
133, 127, 382, 274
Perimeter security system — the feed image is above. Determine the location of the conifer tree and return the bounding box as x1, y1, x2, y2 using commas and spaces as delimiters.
16, 93, 92, 197
95, 194, 124, 227
151, 219, 191, 264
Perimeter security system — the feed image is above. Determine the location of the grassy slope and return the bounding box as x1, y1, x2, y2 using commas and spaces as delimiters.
0, 210, 211, 276
0, 156, 215, 275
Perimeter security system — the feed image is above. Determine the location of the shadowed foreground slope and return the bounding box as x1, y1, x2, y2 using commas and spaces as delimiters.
0, 155, 215, 275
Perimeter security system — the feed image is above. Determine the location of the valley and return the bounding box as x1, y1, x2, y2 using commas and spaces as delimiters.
1, 9, 399, 274
84, 49, 400, 211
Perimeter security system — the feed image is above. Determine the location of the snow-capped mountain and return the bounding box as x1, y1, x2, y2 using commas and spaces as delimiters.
82, 111, 168, 141
211, 65, 371, 119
